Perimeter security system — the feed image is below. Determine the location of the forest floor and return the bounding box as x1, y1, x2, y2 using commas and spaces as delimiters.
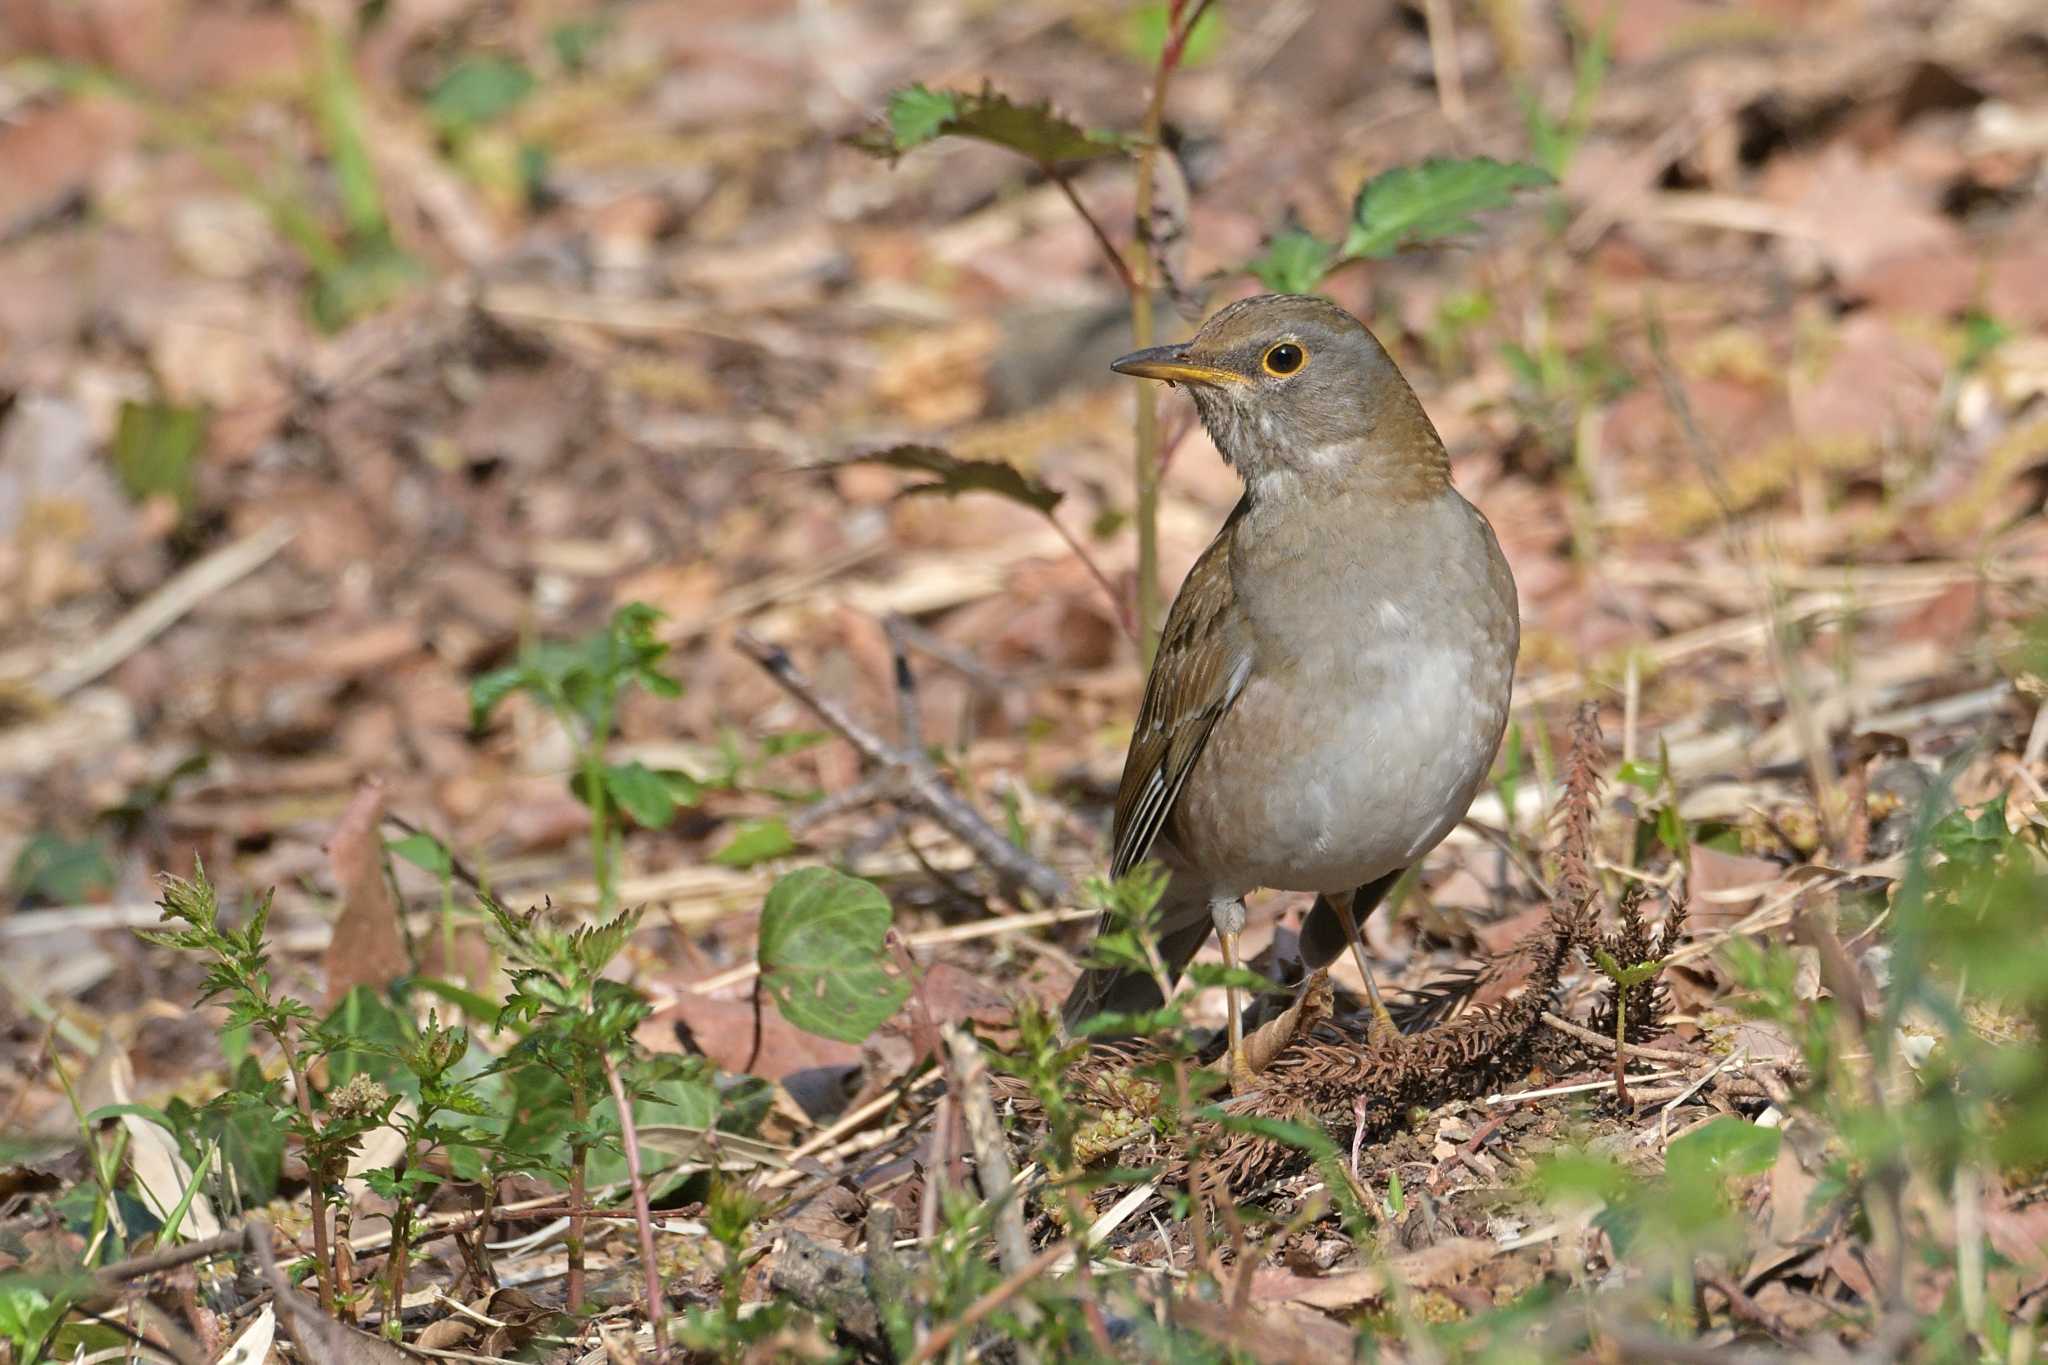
4, 0, 2048, 1360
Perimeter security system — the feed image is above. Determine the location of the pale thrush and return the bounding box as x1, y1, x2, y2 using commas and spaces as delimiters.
1063, 293, 1520, 1087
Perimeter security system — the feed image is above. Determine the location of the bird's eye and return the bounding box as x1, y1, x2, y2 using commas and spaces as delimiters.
1262, 342, 1306, 376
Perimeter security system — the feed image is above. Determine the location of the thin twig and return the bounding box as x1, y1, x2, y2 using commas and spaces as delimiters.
37, 520, 296, 699
787, 770, 905, 836
944, 1025, 1032, 1276
597, 1051, 667, 1353
1422, 0, 1469, 128
686, 906, 1098, 996
381, 814, 487, 894
1046, 514, 1138, 642
1541, 1011, 1697, 1066
883, 613, 924, 752
1047, 168, 1137, 296
734, 632, 1069, 904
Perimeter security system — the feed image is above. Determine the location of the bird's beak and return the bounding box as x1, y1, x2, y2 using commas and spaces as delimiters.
1110, 345, 1247, 387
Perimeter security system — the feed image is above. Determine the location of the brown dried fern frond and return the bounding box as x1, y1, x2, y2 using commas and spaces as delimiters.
1554, 701, 1607, 925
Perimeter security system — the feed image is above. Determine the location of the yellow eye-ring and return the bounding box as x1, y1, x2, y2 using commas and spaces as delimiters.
1262, 341, 1307, 376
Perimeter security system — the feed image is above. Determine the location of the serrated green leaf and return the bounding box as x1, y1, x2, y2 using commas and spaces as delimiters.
884, 84, 958, 151
757, 868, 909, 1043
713, 818, 796, 868
1244, 228, 1335, 294
855, 84, 1125, 165
605, 761, 678, 829
387, 831, 453, 877
826, 444, 1064, 517
1342, 157, 1552, 261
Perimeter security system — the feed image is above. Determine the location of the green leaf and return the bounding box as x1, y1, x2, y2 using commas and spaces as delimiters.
1244, 229, 1335, 294
713, 818, 796, 868
605, 761, 678, 829
429, 56, 537, 130
826, 444, 1064, 517
1184, 963, 1286, 994
467, 665, 526, 728
1342, 157, 1553, 261
112, 400, 207, 517
309, 235, 422, 333
310, 21, 386, 241
387, 831, 452, 878
881, 84, 958, 152
0, 1281, 61, 1349
9, 831, 116, 907
1666, 1116, 1781, 1188
854, 84, 1126, 164
1616, 757, 1666, 788
1931, 801, 2009, 865
757, 868, 909, 1043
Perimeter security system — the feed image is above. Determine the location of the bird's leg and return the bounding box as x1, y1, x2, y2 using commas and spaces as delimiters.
1211, 897, 1256, 1091
1333, 894, 1401, 1039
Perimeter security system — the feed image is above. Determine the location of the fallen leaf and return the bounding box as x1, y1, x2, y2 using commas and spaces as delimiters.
323, 780, 412, 1007
217, 1304, 276, 1365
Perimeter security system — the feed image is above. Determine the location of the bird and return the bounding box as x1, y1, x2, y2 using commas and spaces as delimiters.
1062, 293, 1520, 1090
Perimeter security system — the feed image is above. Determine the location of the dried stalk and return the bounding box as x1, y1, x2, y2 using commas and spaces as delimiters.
735, 631, 1069, 905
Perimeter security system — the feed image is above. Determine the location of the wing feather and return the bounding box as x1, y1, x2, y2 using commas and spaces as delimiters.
1109, 498, 1255, 880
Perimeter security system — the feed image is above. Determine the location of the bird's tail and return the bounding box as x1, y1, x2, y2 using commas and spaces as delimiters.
1060, 877, 1217, 1033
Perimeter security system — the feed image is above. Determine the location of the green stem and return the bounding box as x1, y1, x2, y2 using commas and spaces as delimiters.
584, 701, 614, 909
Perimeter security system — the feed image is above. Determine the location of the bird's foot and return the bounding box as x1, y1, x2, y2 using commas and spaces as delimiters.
1366, 993, 1402, 1042
1228, 1048, 1261, 1096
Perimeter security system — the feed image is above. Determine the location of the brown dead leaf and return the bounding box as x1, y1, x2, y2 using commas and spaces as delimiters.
411, 1315, 476, 1353
651, 992, 862, 1088
1237, 970, 1329, 1081
1790, 312, 1945, 445
1767, 1126, 1821, 1244
1984, 1193, 2048, 1277
1687, 844, 1783, 928
0, 97, 141, 234
273, 1287, 418, 1365
1765, 145, 1963, 285
323, 779, 412, 1007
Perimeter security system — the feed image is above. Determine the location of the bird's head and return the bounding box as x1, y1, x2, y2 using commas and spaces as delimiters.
1111, 293, 1448, 500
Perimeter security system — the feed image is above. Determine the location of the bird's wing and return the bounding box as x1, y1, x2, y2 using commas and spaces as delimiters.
1110, 498, 1255, 881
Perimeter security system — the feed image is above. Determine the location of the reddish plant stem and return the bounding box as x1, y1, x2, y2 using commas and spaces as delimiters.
567, 1083, 588, 1314
600, 1050, 668, 1353
1048, 168, 1138, 296
1048, 514, 1137, 643
1127, 0, 1211, 661
271, 1033, 336, 1313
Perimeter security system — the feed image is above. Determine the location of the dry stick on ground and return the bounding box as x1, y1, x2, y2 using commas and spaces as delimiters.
37, 519, 296, 699
944, 1025, 1033, 1276
1540, 1011, 1696, 1067
735, 631, 1070, 905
